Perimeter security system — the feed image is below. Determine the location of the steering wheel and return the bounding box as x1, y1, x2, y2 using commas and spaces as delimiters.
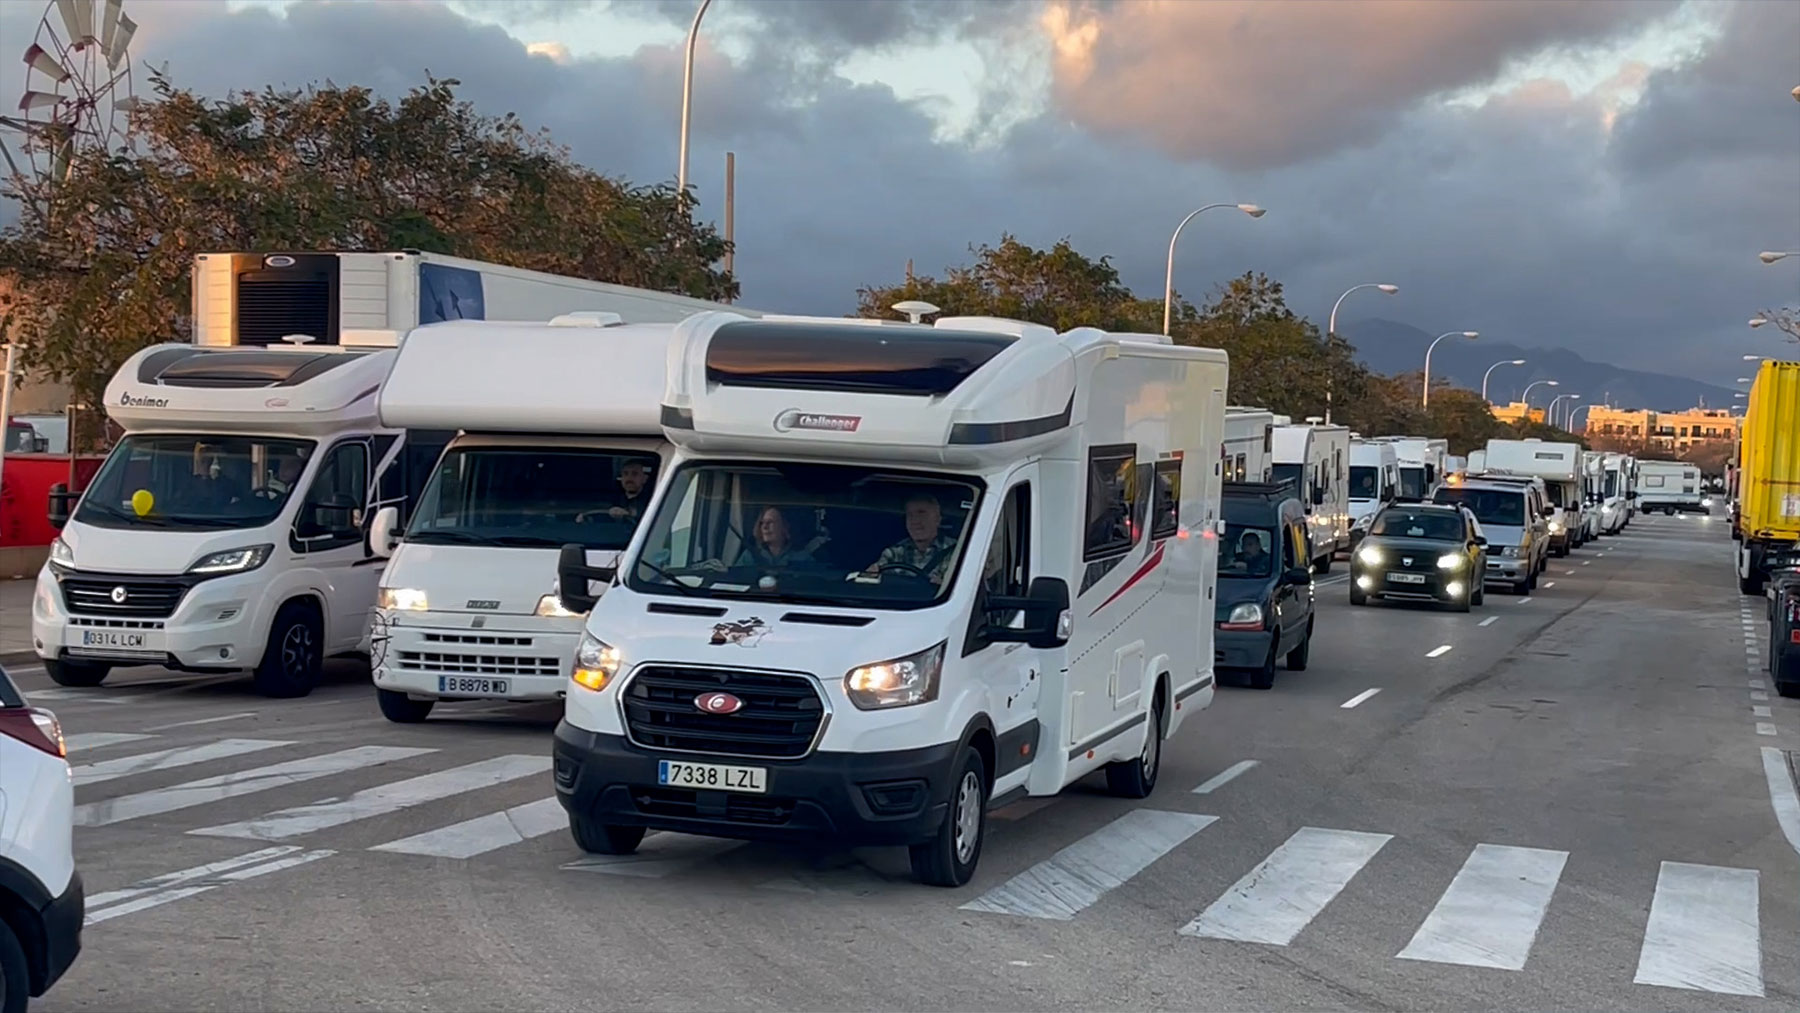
875, 562, 930, 579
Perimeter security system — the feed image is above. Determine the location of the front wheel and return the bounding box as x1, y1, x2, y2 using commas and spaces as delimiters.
910, 746, 987, 887
1349, 586, 1368, 606
253, 601, 323, 698
1106, 691, 1165, 798
570, 813, 647, 855
1246, 637, 1278, 690
1285, 620, 1312, 671
0, 917, 28, 1013
1313, 553, 1332, 575
44, 658, 110, 687
377, 687, 435, 723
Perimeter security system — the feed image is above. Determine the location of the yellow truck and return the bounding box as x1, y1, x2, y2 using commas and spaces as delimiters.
1734, 359, 1800, 594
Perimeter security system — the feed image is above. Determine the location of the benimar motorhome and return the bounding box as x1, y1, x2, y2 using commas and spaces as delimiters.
551, 312, 1229, 887
1270, 421, 1350, 571
366, 314, 688, 723
33, 334, 405, 696
1222, 406, 1274, 483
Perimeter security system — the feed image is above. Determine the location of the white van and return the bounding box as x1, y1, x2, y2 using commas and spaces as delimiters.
1271, 421, 1350, 571
33, 336, 404, 696
1485, 438, 1584, 555
1580, 451, 1607, 540
1347, 439, 1399, 548
550, 312, 1228, 886
1380, 436, 1450, 502
365, 314, 683, 723
1223, 406, 1274, 482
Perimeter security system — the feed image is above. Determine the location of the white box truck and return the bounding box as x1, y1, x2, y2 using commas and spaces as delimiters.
1271, 421, 1350, 571
1484, 438, 1584, 555
1636, 460, 1705, 515
550, 311, 1229, 886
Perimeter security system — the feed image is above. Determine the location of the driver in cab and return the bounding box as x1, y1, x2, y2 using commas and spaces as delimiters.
1226, 530, 1269, 575
864, 492, 956, 585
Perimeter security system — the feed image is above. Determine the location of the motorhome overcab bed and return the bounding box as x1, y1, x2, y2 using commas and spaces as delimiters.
1271, 421, 1350, 571
551, 312, 1228, 887
33, 336, 404, 696
366, 314, 683, 723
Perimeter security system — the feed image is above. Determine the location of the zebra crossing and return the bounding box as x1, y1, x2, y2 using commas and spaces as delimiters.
70, 729, 1776, 998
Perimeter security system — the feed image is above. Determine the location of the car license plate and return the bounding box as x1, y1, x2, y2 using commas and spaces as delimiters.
658, 759, 768, 794
1386, 572, 1428, 584
437, 676, 510, 696
79, 629, 147, 649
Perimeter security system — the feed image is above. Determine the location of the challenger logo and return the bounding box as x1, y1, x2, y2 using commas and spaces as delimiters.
773, 410, 861, 433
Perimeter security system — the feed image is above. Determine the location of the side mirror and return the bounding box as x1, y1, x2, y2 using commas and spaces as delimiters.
368, 505, 400, 559
985, 576, 1071, 650
1474, 535, 1488, 547
46, 482, 73, 530
1627, 490, 1639, 500
1542, 506, 1556, 518
556, 542, 617, 614
1282, 566, 1312, 586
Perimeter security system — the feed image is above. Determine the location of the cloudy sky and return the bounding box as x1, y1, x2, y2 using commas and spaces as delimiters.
2, 0, 1796, 387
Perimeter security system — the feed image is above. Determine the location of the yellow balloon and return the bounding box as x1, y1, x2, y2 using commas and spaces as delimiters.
130, 489, 154, 517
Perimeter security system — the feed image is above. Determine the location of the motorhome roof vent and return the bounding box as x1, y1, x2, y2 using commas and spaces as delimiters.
280, 333, 317, 344
549, 311, 626, 328
1304, 416, 1324, 424
704, 319, 1016, 397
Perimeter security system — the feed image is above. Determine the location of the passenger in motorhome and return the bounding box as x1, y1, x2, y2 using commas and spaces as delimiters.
866, 492, 957, 584
264, 449, 306, 496
694, 506, 818, 572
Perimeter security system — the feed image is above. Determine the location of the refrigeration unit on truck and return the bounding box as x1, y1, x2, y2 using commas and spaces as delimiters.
550, 311, 1229, 887
365, 313, 687, 723
1223, 406, 1274, 483
33, 333, 408, 696
1271, 421, 1350, 571
1636, 460, 1705, 515
1380, 436, 1450, 502
1347, 438, 1399, 549
1733, 360, 1800, 595
191, 250, 763, 348
1485, 438, 1584, 555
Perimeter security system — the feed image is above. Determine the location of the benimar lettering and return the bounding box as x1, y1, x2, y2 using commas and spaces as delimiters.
119, 392, 169, 408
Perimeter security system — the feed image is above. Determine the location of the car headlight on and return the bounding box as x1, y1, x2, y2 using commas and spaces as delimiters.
378, 587, 429, 611
845, 641, 945, 710
534, 594, 582, 618
571, 633, 622, 692
1548, 521, 1563, 533
1357, 544, 1384, 566
48, 536, 74, 571
187, 544, 273, 575
1219, 602, 1264, 630
1437, 553, 1463, 570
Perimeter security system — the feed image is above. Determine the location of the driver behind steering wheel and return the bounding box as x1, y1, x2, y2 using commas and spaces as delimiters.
864, 492, 955, 585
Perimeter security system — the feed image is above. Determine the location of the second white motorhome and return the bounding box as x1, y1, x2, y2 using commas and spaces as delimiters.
365, 313, 687, 723
1485, 438, 1584, 555
1223, 406, 1275, 483
1347, 438, 1399, 548
551, 312, 1229, 887
1636, 460, 1705, 515
1271, 421, 1350, 571
1380, 436, 1450, 502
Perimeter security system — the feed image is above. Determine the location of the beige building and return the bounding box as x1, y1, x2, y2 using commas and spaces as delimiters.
1489, 401, 1545, 425
1582, 405, 1739, 451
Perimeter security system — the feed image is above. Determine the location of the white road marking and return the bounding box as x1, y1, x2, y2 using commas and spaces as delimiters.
1749, 679, 1766, 689
75, 745, 434, 827
961, 809, 1217, 920
1753, 705, 1773, 718
1515, 597, 1532, 605
1426, 645, 1453, 658
1751, 690, 1770, 702
1633, 862, 1762, 997
1543, 581, 1556, 588
1761, 746, 1800, 857
1193, 760, 1259, 795
85, 848, 335, 925
191, 753, 550, 840
1340, 688, 1381, 709
1396, 843, 1567, 970
1582, 561, 1592, 566
65, 732, 155, 752
86, 847, 301, 910
24, 688, 125, 704
1756, 723, 1778, 736
563, 832, 747, 879
144, 711, 260, 732
370, 797, 566, 859
73, 738, 294, 787
1179, 827, 1392, 945
1479, 616, 1499, 627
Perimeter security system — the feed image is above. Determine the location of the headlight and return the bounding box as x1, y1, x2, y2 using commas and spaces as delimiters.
845, 642, 944, 710
571, 633, 621, 692
1548, 521, 1563, 533
48, 537, 73, 570
1222, 602, 1263, 627
1357, 544, 1383, 566
187, 544, 273, 575
535, 594, 582, 618
378, 587, 429, 611
1499, 545, 1519, 558
1437, 553, 1463, 570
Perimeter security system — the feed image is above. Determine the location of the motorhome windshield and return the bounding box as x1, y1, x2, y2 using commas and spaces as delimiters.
1350, 466, 1379, 499
74, 433, 315, 531
628, 461, 982, 610
408, 446, 654, 550
1434, 487, 1525, 527
1604, 471, 1620, 498
1397, 466, 1427, 500
1217, 524, 1276, 579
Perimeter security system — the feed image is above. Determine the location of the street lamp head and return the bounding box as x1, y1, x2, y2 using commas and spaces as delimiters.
1460, 331, 1479, 339
1745, 353, 1766, 359
1376, 284, 1399, 295
1738, 377, 1754, 383
1750, 318, 1768, 328
1238, 204, 1267, 218
1510, 358, 1526, 365
1545, 380, 1560, 387
1759, 251, 1791, 264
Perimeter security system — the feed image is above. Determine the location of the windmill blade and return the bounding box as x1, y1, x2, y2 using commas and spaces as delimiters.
106, 12, 137, 70
23, 44, 72, 83
100, 0, 123, 58
113, 95, 141, 113
19, 91, 63, 113
55, 0, 98, 45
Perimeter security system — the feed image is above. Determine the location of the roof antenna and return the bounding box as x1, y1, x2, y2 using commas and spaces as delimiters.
892, 300, 939, 324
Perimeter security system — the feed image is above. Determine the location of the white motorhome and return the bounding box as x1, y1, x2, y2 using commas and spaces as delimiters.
1485, 438, 1583, 555
551, 312, 1228, 887
365, 314, 684, 723
1599, 452, 1631, 534
1636, 460, 1705, 515
1223, 406, 1274, 483
191, 250, 762, 348
1271, 421, 1351, 571
1380, 436, 1450, 502
1347, 438, 1400, 547
1580, 451, 1606, 539
33, 336, 404, 696
1468, 448, 1488, 474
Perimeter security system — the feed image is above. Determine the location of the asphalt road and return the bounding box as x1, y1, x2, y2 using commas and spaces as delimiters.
15, 508, 1797, 1012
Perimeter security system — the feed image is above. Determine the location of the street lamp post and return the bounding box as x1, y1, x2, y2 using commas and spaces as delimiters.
676, 0, 715, 199
1518, 380, 1559, 422
1163, 203, 1265, 336
1567, 403, 1594, 431
1324, 282, 1400, 423
1421, 330, 1479, 408
1482, 358, 1527, 402
1548, 394, 1581, 429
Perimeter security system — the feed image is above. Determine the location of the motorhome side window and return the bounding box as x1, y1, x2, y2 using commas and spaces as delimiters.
1084, 445, 1136, 560
74, 433, 317, 531
1150, 459, 1181, 540
628, 461, 982, 609
980, 483, 1032, 631
294, 440, 368, 549
407, 447, 653, 551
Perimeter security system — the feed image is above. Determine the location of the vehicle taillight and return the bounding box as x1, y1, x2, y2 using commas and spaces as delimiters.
0, 706, 67, 758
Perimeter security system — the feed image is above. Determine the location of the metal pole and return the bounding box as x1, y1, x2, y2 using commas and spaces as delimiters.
1163, 203, 1230, 336
722, 150, 735, 287
1324, 282, 1397, 425
1421, 331, 1474, 410
0, 344, 17, 526
676, 0, 714, 200
1482, 359, 1522, 402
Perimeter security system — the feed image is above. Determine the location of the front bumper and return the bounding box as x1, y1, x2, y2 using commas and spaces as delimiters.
1353, 566, 1472, 601
1484, 556, 1529, 582
1214, 628, 1274, 668
38, 869, 83, 995
552, 721, 958, 847
372, 614, 579, 701
33, 568, 269, 670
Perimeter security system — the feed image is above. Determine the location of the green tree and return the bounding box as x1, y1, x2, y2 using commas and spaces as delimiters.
1184, 271, 1372, 421
0, 71, 735, 423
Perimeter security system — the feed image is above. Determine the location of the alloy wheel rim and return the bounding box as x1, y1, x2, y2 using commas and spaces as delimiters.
953, 770, 981, 864
282, 623, 315, 678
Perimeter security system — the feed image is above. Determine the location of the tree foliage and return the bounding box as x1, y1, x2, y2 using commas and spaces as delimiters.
0, 71, 734, 420
1753, 305, 1799, 343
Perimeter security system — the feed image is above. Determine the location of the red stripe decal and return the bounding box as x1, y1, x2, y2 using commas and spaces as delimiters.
1088, 543, 1166, 616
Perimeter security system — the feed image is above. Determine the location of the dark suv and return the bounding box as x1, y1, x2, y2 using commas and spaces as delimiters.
1351, 503, 1488, 612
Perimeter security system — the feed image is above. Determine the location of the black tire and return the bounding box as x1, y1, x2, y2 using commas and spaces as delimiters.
1285, 619, 1312, 671
1452, 591, 1472, 613
1777, 681, 1800, 700
1107, 690, 1165, 798
44, 657, 109, 687
0, 916, 27, 1013
1247, 637, 1278, 690
1527, 567, 1539, 591
1349, 586, 1368, 606
1313, 553, 1332, 575
1513, 578, 1530, 595
569, 813, 647, 855
253, 600, 323, 698
1740, 573, 1767, 596
1473, 584, 1485, 606
377, 687, 435, 723
910, 745, 987, 887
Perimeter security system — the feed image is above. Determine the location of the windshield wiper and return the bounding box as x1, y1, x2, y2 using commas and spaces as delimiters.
408, 530, 503, 546
631, 558, 704, 597
81, 502, 170, 527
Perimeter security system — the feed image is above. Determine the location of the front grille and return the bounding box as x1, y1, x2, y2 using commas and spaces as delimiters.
395, 651, 562, 677
622, 665, 825, 759
1387, 551, 1443, 572
237, 277, 331, 346
422, 632, 535, 648
59, 577, 186, 619
632, 786, 795, 826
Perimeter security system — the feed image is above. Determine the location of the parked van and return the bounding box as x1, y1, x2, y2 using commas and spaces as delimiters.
365, 314, 685, 723
1215, 482, 1315, 689
1580, 451, 1607, 540
1636, 460, 1705, 515
551, 312, 1228, 886
1347, 439, 1399, 548
1485, 438, 1584, 555
1271, 421, 1351, 572
1600, 453, 1633, 534
1434, 475, 1548, 594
